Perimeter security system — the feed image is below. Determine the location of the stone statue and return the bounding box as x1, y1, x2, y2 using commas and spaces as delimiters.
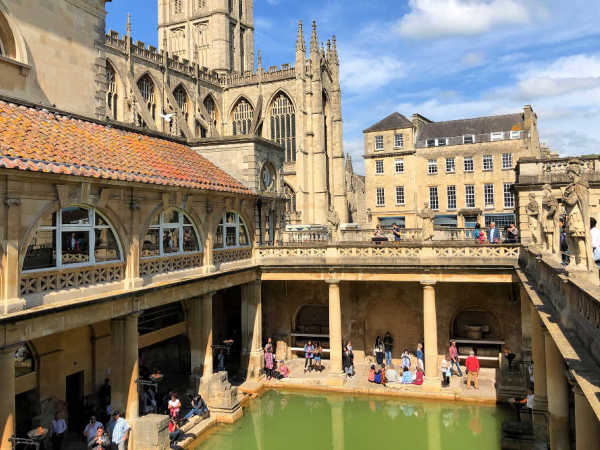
541, 184, 559, 254
419, 202, 434, 241
562, 159, 595, 271
526, 193, 541, 245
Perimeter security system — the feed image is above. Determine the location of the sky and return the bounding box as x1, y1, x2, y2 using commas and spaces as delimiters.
106, 0, 600, 175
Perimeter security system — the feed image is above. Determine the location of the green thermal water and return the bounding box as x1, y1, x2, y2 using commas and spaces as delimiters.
193, 390, 510, 450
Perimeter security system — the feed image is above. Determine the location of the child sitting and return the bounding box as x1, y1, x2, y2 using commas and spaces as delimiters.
368, 365, 376, 382
412, 367, 424, 385
401, 367, 414, 384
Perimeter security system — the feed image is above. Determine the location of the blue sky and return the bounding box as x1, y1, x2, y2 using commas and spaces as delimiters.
107, 0, 600, 175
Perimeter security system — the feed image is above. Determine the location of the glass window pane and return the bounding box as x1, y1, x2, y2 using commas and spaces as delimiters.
61, 231, 90, 264
214, 225, 224, 248
163, 228, 179, 254
163, 209, 179, 224
94, 228, 121, 262
142, 229, 160, 257
239, 225, 249, 246
95, 212, 109, 226
183, 226, 200, 252
226, 212, 236, 224
62, 207, 89, 225
23, 229, 56, 270
225, 226, 236, 247
183, 215, 192, 224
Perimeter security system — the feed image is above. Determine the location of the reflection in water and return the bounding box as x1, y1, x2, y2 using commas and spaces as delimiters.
193, 391, 509, 450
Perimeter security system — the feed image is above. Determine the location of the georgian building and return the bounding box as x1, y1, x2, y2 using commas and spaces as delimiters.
363, 107, 542, 230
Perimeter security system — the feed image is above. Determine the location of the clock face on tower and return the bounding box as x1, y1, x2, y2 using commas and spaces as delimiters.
261, 164, 274, 190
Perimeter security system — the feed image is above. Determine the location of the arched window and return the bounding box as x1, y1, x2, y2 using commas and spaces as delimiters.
141, 209, 201, 258
14, 343, 35, 377
173, 85, 189, 122
284, 183, 296, 213
23, 206, 122, 271
204, 95, 217, 128
270, 93, 296, 162
137, 74, 156, 127
232, 99, 253, 136
214, 212, 250, 249
106, 62, 118, 121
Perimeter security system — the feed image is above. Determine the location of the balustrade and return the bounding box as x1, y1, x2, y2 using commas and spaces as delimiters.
139, 252, 203, 277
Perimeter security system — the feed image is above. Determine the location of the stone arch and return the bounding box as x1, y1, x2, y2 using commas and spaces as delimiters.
267, 90, 296, 162
105, 58, 123, 121
228, 95, 254, 136
0, 3, 28, 63
266, 88, 296, 114
292, 304, 329, 334
211, 208, 253, 249
202, 93, 220, 129
450, 307, 503, 341
135, 70, 163, 126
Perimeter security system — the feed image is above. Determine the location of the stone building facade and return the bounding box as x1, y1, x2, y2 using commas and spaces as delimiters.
363, 107, 542, 230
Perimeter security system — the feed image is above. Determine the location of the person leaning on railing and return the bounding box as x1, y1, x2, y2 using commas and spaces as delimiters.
372, 225, 389, 245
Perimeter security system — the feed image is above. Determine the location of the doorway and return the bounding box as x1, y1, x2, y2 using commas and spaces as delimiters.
66, 371, 84, 433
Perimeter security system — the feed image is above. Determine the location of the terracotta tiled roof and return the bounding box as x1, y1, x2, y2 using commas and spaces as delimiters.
0, 100, 253, 195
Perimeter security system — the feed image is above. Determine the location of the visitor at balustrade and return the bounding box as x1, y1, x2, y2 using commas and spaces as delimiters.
50, 411, 67, 450
448, 340, 463, 376
590, 217, 600, 267
440, 355, 451, 387
488, 222, 500, 244
383, 331, 394, 366
264, 345, 275, 379
474, 223, 485, 243
88, 425, 110, 450
184, 394, 208, 420
374, 336, 384, 365
142, 385, 157, 414
401, 349, 411, 370
84, 416, 103, 443
372, 225, 388, 244
508, 389, 534, 422
313, 342, 323, 371
416, 342, 424, 371
465, 351, 480, 389
560, 217, 570, 265
401, 367, 414, 384
412, 366, 424, 385
110, 410, 130, 450
343, 345, 354, 377
168, 392, 182, 419
502, 347, 516, 370
505, 223, 519, 243
303, 340, 314, 373
392, 223, 402, 241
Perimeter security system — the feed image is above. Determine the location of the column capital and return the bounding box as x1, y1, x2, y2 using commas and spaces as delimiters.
325, 279, 341, 285
420, 279, 437, 287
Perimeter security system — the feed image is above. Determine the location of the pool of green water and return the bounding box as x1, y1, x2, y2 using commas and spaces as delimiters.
192, 390, 510, 450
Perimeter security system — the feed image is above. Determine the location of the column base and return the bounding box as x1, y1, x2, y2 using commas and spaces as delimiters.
125, 277, 144, 289
422, 376, 442, 392
204, 265, 217, 274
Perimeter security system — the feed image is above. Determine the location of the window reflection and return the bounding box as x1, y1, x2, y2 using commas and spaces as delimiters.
142, 209, 201, 258
214, 212, 251, 249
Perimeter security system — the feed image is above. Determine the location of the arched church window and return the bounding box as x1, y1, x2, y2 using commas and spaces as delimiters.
284, 183, 296, 213
141, 209, 201, 258
137, 74, 156, 127
174, 85, 189, 122
214, 212, 250, 249
232, 99, 253, 136
204, 96, 217, 127
23, 206, 122, 271
270, 93, 296, 162
106, 62, 118, 121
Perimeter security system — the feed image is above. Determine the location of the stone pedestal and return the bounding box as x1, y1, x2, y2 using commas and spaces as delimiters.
129, 414, 169, 450
574, 387, 600, 450
199, 372, 243, 424
326, 280, 343, 375
0, 346, 15, 450
544, 335, 570, 450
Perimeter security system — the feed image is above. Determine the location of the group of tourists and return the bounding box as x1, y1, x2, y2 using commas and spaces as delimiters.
302, 340, 326, 373
264, 337, 290, 380
368, 335, 426, 386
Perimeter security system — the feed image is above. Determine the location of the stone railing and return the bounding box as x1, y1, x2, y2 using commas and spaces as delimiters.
518, 155, 600, 185
20, 262, 126, 296
338, 228, 421, 242
139, 253, 204, 277
213, 247, 253, 265
280, 229, 330, 243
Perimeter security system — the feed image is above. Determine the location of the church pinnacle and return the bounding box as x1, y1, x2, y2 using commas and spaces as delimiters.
310, 20, 319, 54
296, 20, 305, 54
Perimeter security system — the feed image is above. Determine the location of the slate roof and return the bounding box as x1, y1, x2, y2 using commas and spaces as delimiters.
363, 112, 414, 133
0, 99, 253, 195
416, 113, 524, 140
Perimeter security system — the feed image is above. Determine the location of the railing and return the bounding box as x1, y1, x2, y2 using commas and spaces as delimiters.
213, 247, 252, 265
279, 229, 330, 244
339, 228, 421, 242
139, 253, 203, 278
518, 156, 600, 185
20, 262, 125, 296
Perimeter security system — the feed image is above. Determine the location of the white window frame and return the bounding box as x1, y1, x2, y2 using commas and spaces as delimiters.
502, 153, 513, 170
484, 184, 495, 208
464, 156, 474, 172
482, 155, 493, 171
445, 157, 455, 173
428, 159, 438, 175
447, 185, 457, 210
395, 186, 405, 206
436, 138, 447, 146
465, 185, 475, 208
23, 206, 124, 273
394, 133, 404, 149
426, 139, 436, 147
375, 135, 384, 151
463, 135, 475, 144
214, 212, 251, 249
376, 187, 385, 207
375, 160, 384, 175
510, 130, 521, 139
491, 131, 504, 141
429, 186, 439, 210
394, 159, 404, 174
143, 209, 203, 259
504, 183, 515, 208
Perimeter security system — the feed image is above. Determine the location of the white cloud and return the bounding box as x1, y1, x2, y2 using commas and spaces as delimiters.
396, 0, 530, 39
462, 52, 485, 67
340, 53, 406, 94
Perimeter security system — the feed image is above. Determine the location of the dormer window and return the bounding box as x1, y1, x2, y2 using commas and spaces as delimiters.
437, 138, 447, 146
463, 135, 475, 144
510, 130, 521, 139
426, 139, 436, 147
491, 131, 504, 141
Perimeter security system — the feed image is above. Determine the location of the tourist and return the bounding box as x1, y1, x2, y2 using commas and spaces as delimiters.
264, 337, 273, 354
217, 349, 225, 371
385, 365, 400, 382
264, 345, 274, 379
401, 367, 413, 384
184, 394, 208, 420
88, 425, 110, 450
401, 349, 411, 370
379, 363, 387, 386
84, 415, 103, 443
277, 360, 290, 378
474, 223, 485, 243
392, 223, 402, 241
168, 392, 182, 419
440, 355, 451, 387
412, 367, 424, 385
374, 368, 382, 384
505, 223, 519, 243
465, 351, 480, 389
508, 389, 534, 421
347, 340, 353, 352
416, 342, 424, 371
448, 341, 463, 376
374, 336, 384, 365
368, 365, 376, 382
488, 222, 500, 243
343, 345, 354, 377
528, 361, 534, 389
313, 342, 322, 371
50, 412, 67, 450
503, 347, 516, 370
560, 217, 569, 266
110, 410, 130, 450
372, 225, 388, 244
142, 385, 157, 414
591, 217, 600, 267
303, 340, 314, 373
168, 419, 185, 449
383, 331, 394, 366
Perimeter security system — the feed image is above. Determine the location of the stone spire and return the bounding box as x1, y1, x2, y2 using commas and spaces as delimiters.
126, 13, 131, 39
257, 49, 262, 70
296, 20, 305, 54
310, 21, 319, 54
331, 35, 339, 65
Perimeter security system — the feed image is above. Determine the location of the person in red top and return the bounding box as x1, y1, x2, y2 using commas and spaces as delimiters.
465, 350, 480, 389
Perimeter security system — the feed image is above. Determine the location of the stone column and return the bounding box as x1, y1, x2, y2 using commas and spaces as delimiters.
575, 386, 600, 450
201, 292, 214, 380
545, 334, 570, 450
530, 305, 548, 440
241, 279, 263, 379
520, 286, 532, 360
110, 313, 139, 419
124, 205, 143, 289
421, 280, 439, 387
2, 198, 24, 313
0, 346, 15, 450
110, 317, 127, 412
188, 297, 204, 375
327, 280, 343, 374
